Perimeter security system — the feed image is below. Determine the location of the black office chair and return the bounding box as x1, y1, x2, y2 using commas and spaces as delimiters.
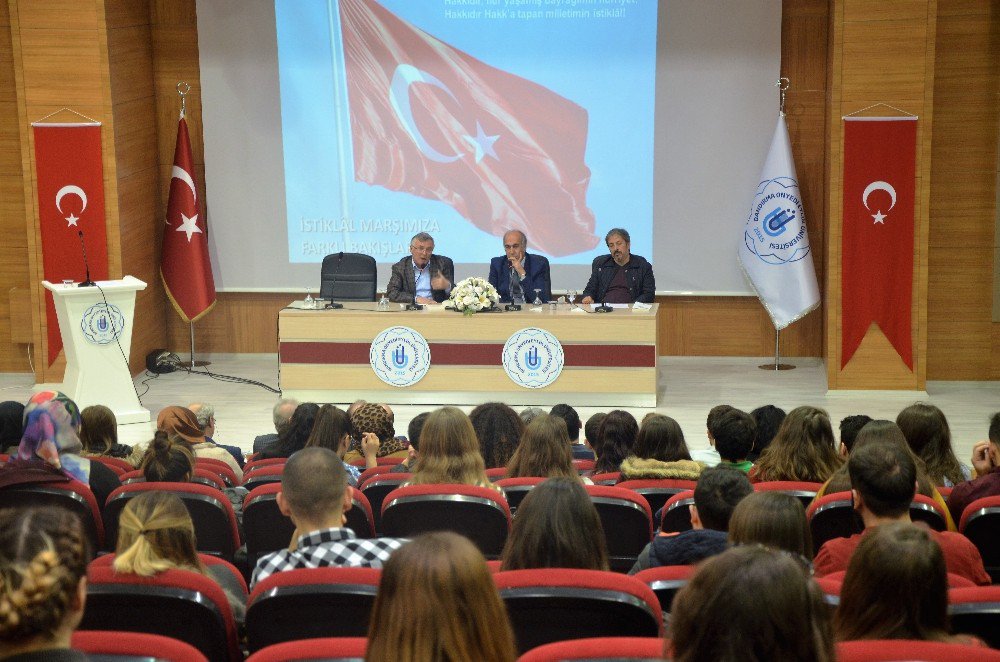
320, 252, 377, 302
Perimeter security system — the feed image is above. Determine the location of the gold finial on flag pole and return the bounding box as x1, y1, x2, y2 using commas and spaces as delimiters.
176, 82, 191, 119
775, 77, 790, 117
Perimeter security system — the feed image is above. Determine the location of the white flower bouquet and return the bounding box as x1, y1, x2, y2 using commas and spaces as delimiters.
444, 276, 500, 315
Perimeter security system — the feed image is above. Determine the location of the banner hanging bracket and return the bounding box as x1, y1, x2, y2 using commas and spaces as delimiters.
176, 82, 190, 119
775, 78, 790, 116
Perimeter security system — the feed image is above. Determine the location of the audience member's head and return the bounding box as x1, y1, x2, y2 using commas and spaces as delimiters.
836, 522, 952, 643
305, 404, 354, 457
79, 404, 118, 454
350, 403, 395, 444
728, 491, 813, 558
272, 398, 298, 434
279, 447, 350, 529
156, 406, 205, 444
752, 406, 841, 483
271, 402, 320, 457
406, 412, 430, 452
848, 438, 917, 519
0, 507, 90, 656
347, 399, 367, 417
670, 545, 833, 662
706, 404, 735, 442
896, 402, 965, 487
747, 405, 785, 462
410, 407, 491, 487
140, 431, 195, 482
18, 391, 89, 483
0, 400, 25, 451
838, 414, 873, 456
187, 402, 215, 437
505, 413, 577, 480
113, 491, 204, 576
633, 414, 692, 462
584, 412, 606, 453
469, 402, 524, 469
549, 403, 582, 442
366, 532, 517, 662
691, 467, 753, 531
593, 410, 638, 473
519, 407, 546, 426
500, 477, 609, 571
713, 408, 756, 464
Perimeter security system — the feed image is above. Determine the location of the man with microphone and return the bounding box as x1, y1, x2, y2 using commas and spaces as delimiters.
581, 228, 655, 305
488, 230, 551, 304
386, 232, 453, 304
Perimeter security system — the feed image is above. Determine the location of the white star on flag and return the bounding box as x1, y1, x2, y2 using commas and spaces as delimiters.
65, 214, 79, 227
175, 212, 202, 242
872, 210, 886, 224
462, 121, 500, 164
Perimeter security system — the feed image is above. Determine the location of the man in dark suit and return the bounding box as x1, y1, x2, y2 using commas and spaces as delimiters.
386, 232, 454, 304
488, 230, 552, 303
581, 228, 655, 304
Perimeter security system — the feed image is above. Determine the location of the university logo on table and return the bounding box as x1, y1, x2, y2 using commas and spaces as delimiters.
80, 303, 125, 345
743, 176, 810, 265
502, 328, 564, 389
370, 326, 431, 387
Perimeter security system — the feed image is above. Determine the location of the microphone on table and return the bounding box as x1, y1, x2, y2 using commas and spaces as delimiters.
324, 251, 344, 309
77, 231, 96, 287
594, 259, 612, 312
505, 262, 523, 311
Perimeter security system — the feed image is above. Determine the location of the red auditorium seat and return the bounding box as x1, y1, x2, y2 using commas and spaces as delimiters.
659, 489, 695, 534
616, 478, 697, 517
119, 467, 226, 491
752, 480, 823, 507
495, 476, 546, 511
359, 472, 410, 533
242, 457, 285, 473
958, 495, 1000, 583
246, 637, 367, 662
246, 567, 381, 653
486, 467, 508, 481
356, 464, 396, 486
193, 456, 239, 486
584, 485, 653, 572
90, 455, 133, 475
72, 631, 208, 661
948, 585, 1000, 649
572, 459, 596, 474
806, 491, 862, 554
380, 483, 511, 557
910, 493, 948, 531
837, 639, 1000, 661
241, 464, 285, 491
634, 565, 695, 613
518, 637, 666, 662
88, 552, 248, 597
82, 566, 241, 662
821, 569, 973, 591
589, 471, 620, 486
0, 479, 104, 553
494, 568, 662, 654
376, 456, 404, 465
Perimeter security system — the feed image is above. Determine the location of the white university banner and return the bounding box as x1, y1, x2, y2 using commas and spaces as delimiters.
738, 115, 820, 330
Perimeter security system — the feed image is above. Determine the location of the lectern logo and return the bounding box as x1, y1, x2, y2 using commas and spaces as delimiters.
81, 303, 124, 345
502, 327, 563, 389
370, 326, 431, 387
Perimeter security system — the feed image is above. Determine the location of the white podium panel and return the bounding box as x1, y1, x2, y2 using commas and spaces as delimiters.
40, 276, 149, 423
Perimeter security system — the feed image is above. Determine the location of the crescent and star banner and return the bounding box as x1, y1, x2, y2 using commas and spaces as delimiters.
161, 116, 216, 323
841, 117, 917, 370
31, 123, 110, 365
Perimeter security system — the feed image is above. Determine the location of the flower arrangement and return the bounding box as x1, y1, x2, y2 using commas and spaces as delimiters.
445, 276, 500, 315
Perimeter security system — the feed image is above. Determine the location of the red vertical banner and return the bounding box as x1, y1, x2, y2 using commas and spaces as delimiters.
32, 123, 110, 365
841, 118, 918, 369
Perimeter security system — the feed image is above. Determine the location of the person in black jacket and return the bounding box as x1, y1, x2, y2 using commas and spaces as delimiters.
580, 228, 655, 304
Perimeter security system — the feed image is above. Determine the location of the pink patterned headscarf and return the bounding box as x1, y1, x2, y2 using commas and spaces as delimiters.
18, 391, 90, 482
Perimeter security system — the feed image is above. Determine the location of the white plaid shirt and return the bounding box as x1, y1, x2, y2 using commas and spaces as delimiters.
250, 527, 407, 589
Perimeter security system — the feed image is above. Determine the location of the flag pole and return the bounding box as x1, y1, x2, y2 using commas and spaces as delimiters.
759, 326, 795, 371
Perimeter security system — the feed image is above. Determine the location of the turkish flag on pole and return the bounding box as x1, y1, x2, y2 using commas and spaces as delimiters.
32, 123, 110, 365
339, 0, 598, 256
161, 117, 216, 323
841, 118, 917, 369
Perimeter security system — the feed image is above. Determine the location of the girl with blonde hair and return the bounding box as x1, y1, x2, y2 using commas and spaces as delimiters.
408, 407, 497, 490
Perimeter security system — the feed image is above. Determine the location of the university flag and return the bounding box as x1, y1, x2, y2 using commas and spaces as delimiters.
161, 116, 216, 322
338, 0, 598, 256
841, 118, 917, 369
738, 115, 820, 330
32, 123, 110, 365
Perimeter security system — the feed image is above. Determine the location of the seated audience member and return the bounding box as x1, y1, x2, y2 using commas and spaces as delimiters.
746, 404, 785, 463
0, 400, 24, 454
813, 440, 989, 585
519, 406, 545, 426
712, 408, 756, 473
140, 431, 195, 482
5, 391, 120, 508
188, 402, 245, 468
157, 405, 243, 481
836, 522, 986, 647
500, 477, 609, 570
257, 402, 319, 461
391, 412, 429, 474
306, 404, 369, 486
629, 466, 753, 573
506, 413, 588, 482
253, 398, 298, 455
366, 532, 516, 662
0, 507, 90, 660
582, 412, 607, 462
469, 402, 524, 469
592, 409, 638, 474
947, 411, 1000, 524
251, 447, 407, 588
728, 491, 813, 559
550, 403, 594, 460
749, 406, 842, 484
618, 414, 704, 481
897, 403, 971, 488
689, 405, 730, 466
113, 491, 246, 623
79, 404, 143, 468
344, 403, 407, 464
668, 545, 834, 662
838, 414, 873, 458
408, 407, 500, 491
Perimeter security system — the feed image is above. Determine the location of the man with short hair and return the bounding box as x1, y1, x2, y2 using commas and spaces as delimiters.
551, 404, 593, 460
814, 441, 990, 584
488, 230, 551, 303
391, 412, 429, 474
253, 399, 298, 455
713, 409, 756, 473
580, 228, 655, 305
946, 412, 1000, 524
629, 466, 753, 573
250, 447, 407, 588
838, 414, 873, 457
386, 232, 453, 304
187, 402, 245, 469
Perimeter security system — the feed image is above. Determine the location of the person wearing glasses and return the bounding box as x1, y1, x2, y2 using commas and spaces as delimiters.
386, 232, 454, 305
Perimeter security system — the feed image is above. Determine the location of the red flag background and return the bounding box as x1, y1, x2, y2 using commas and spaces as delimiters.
161, 117, 216, 323
841, 118, 917, 369
32, 124, 110, 365
339, 0, 598, 257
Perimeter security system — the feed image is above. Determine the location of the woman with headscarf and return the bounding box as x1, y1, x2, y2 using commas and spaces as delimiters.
156, 405, 243, 482
344, 403, 408, 465
0, 400, 25, 454
2, 391, 121, 507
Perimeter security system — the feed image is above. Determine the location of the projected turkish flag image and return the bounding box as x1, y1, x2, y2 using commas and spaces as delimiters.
338, 0, 598, 257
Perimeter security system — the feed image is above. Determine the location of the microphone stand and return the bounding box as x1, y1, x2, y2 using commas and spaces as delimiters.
325, 252, 344, 309
77, 231, 96, 287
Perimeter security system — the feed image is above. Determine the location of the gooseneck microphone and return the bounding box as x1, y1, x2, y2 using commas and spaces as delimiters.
595, 257, 612, 312
324, 251, 344, 309
77, 231, 96, 287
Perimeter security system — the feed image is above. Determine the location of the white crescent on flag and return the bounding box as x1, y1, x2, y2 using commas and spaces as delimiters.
171, 165, 197, 203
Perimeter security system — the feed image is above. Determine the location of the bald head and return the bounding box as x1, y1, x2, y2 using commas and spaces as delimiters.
281, 447, 348, 521
503, 230, 527, 264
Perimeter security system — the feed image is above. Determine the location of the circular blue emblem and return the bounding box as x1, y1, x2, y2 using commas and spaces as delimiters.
80, 303, 125, 345
743, 176, 810, 265
502, 327, 564, 389
370, 326, 431, 388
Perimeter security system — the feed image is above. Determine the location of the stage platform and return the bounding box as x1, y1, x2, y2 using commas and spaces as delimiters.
1, 354, 998, 462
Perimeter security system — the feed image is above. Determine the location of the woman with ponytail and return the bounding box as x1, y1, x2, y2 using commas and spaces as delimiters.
139, 431, 195, 483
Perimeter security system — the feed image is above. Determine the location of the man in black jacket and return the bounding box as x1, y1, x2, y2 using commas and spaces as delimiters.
386, 232, 454, 304
581, 228, 655, 304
